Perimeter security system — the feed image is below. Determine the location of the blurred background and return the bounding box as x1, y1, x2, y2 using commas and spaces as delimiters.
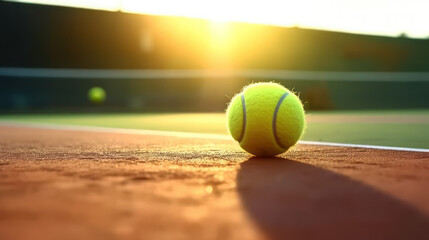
1, 0, 429, 112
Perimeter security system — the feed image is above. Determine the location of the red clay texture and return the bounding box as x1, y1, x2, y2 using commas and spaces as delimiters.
0, 126, 429, 240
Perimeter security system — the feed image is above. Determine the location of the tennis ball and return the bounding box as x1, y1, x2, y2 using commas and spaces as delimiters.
226, 82, 306, 156
88, 87, 106, 104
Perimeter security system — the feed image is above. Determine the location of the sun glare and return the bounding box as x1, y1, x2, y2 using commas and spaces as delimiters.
210, 21, 230, 47
208, 20, 231, 67
12, 0, 429, 38
121, 0, 300, 28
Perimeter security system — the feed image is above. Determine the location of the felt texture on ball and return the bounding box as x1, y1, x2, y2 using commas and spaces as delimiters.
88, 87, 106, 104
226, 82, 306, 156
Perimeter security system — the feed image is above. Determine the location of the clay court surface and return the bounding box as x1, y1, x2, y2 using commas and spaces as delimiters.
1, 125, 429, 240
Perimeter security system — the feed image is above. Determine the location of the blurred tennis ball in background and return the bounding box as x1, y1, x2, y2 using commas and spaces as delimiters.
227, 82, 306, 156
88, 87, 106, 104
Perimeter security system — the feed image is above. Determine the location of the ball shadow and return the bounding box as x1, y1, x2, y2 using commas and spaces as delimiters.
237, 157, 429, 240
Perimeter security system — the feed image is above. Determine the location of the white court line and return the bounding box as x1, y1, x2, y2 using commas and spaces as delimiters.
0, 121, 231, 140
1, 120, 428, 153
298, 141, 429, 153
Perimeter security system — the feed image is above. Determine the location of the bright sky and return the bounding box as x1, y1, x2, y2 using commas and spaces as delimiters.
13, 0, 429, 38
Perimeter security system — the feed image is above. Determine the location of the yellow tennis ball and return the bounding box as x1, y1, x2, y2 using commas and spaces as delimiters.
226, 82, 306, 156
88, 87, 106, 104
